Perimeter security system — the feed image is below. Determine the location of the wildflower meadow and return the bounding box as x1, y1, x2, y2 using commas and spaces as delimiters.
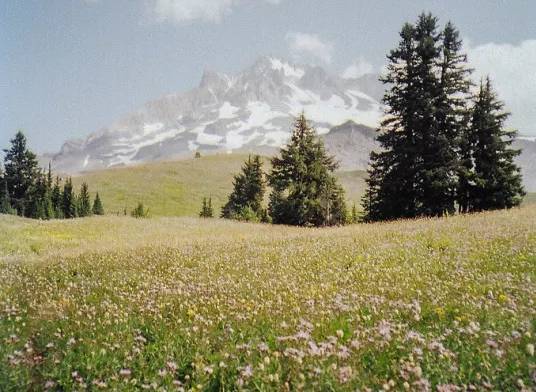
1, 206, 535, 390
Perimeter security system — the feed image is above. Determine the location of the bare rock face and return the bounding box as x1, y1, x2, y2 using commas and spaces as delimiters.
322, 121, 378, 171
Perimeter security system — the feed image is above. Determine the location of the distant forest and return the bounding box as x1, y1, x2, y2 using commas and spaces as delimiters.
1, 132, 104, 219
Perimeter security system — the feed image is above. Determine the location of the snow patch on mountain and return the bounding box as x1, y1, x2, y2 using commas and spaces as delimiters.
218, 102, 239, 119
47, 56, 384, 173
270, 57, 305, 79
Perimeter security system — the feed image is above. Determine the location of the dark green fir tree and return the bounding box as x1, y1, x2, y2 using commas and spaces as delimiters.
221, 155, 266, 222
78, 182, 92, 217
92, 192, 104, 215
268, 113, 346, 226
424, 20, 472, 216
25, 170, 53, 220
51, 176, 63, 218
0, 167, 14, 214
62, 177, 77, 218
3, 131, 39, 216
362, 14, 472, 221
466, 78, 525, 211
362, 20, 421, 222
199, 197, 213, 218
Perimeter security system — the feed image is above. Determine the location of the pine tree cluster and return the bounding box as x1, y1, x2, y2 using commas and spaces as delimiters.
0, 131, 106, 219
218, 113, 347, 227
362, 13, 524, 222
199, 197, 214, 218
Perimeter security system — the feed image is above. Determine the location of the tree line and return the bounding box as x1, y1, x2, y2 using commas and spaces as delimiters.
362, 13, 524, 222
3, 13, 523, 226
0, 131, 104, 219
208, 13, 524, 226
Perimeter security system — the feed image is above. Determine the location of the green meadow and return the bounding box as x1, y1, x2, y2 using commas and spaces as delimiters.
70, 154, 367, 217
1, 204, 535, 390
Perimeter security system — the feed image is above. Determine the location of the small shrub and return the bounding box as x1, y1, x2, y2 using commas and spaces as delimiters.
131, 202, 149, 218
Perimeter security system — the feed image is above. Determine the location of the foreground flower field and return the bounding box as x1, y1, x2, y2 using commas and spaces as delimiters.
1, 207, 535, 391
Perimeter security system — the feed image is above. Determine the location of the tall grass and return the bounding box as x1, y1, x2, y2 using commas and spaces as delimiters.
1, 206, 535, 390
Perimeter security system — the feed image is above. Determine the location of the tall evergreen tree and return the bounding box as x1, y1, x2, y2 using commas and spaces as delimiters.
3, 131, 39, 216
46, 163, 53, 191
221, 155, 266, 221
78, 182, 92, 217
268, 113, 346, 226
362, 14, 471, 221
44, 163, 55, 219
24, 170, 53, 220
51, 176, 63, 218
92, 192, 104, 215
362, 21, 420, 222
424, 21, 472, 216
0, 167, 13, 214
466, 78, 525, 211
62, 177, 77, 218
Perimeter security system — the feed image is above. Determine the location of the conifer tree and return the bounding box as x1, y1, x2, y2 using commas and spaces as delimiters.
131, 202, 149, 218
424, 21, 472, 216
268, 113, 346, 226
3, 131, 39, 216
46, 163, 53, 191
200, 197, 207, 217
0, 167, 14, 214
207, 197, 213, 218
362, 21, 420, 222
221, 155, 266, 221
51, 176, 63, 218
62, 177, 77, 218
362, 14, 472, 221
92, 192, 104, 215
25, 170, 53, 220
78, 182, 92, 217
43, 163, 55, 219
199, 197, 213, 218
465, 78, 525, 211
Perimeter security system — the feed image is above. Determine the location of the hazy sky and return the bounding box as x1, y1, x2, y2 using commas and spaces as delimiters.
2, 0, 536, 153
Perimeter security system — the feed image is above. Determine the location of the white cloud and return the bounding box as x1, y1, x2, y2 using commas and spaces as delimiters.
151, 0, 283, 24
466, 39, 536, 135
342, 57, 374, 79
286, 32, 333, 64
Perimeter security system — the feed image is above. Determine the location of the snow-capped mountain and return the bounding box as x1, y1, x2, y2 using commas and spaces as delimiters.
47, 56, 383, 173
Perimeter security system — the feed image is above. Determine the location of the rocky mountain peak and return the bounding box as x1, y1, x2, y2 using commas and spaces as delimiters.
41, 54, 536, 192
199, 69, 231, 91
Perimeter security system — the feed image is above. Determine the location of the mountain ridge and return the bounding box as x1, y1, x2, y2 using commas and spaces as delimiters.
44, 56, 382, 172
43, 56, 535, 191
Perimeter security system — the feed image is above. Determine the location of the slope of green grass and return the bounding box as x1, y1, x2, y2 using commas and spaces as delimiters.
1, 207, 535, 390
524, 192, 536, 204
72, 154, 366, 217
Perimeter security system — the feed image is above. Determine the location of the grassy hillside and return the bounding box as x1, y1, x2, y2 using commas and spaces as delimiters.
71, 154, 367, 217
1, 207, 535, 390
524, 192, 536, 204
